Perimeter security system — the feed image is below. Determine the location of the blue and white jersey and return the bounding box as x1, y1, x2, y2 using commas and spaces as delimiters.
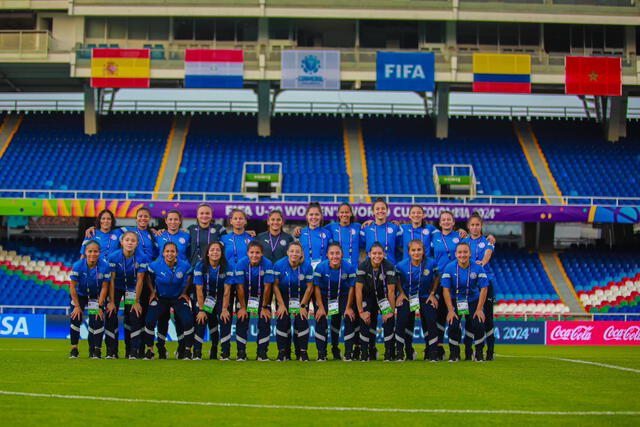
313, 259, 356, 298
400, 223, 440, 260
463, 235, 495, 282
107, 249, 149, 292
221, 232, 253, 268
192, 260, 232, 299
80, 229, 122, 261
233, 256, 275, 298
432, 230, 463, 272
155, 230, 191, 262
325, 222, 363, 265
70, 259, 111, 298
273, 257, 314, 299
120, 226, 157, 261
147, 258, 192, 299
395, 257, 439, 298
440, 261, 489, 303
299, 226, 332, 264
360, 221, 403, 264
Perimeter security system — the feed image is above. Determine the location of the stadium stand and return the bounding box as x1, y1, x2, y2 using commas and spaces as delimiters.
533, 120, 640, 203
560, 248, 640, 319
0, 113, 169, 199
362, 117, 544, 200
173, 114, 350, 198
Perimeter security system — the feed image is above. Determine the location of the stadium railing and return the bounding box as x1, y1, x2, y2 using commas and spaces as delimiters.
1, 189, 639, 206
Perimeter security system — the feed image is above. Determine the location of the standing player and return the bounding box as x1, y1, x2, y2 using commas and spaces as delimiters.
105, 231, 148, 359
272, 242, 314, 361
257, 210, 294, 263
221, 209, 254, 269
325, 202, 363, 266
187, 203, 227, 266
360, 198, 403, 265
394, 239, 440, 361
441, 242, 489, 362
355, 243, 397, 362
400, 205, 439, 260
464, 212, 496, 361
80, 209, 122, 262
232, 241, 274, 361
313, 243, 358, 362
69, 241, 111, 359
298, 202, 332, 269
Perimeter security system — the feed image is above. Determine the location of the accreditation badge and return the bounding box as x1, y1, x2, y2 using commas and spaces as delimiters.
88, 299, 100, 315
378, 298, 392, 316
328, 299, 339, 316
124, 291, 136, 305
457, 300, 470, 316
410, 294, 420, 312
203, 296, 216, 313
247, 297, 259, 314
289, 298, 300, 314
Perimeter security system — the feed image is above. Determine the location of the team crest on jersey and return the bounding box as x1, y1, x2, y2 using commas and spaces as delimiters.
245, 239, 250, 244
351, 229, 357, 235
98, 273, 103, 279
479, 242, 486, 248
387, 227, 393, 234
280, 240, 287, 246
424, 269, 430, 275
134, 263, 139, 269
470, 273, 477, 279
341, 274, 347, 280
176, 272, 183, 279
298, 274, 305, 280
210, 228, 216, 234
422, 229, 429, 235
110, 234, 117, 240
453, 238, 460, 243
320, 233, 326, 238
259, 270, 265, 276
179, 238, 186, 244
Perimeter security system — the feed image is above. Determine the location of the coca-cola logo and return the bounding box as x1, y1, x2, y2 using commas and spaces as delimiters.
603, 325, 640, 341
550, 325, 593, 341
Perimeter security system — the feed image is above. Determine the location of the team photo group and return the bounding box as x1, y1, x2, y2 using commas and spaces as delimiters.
70, 198, 496, 363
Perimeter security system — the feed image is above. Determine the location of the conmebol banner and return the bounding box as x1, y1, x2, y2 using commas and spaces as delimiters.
281, 50, 340, 90
546, 321, 640, 346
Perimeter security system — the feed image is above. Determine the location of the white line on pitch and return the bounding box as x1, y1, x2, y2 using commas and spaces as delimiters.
0, 390, 638, 416
496, 354, 640, 374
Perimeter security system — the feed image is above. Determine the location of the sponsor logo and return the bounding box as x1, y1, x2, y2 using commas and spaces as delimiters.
550, 325, 593, 341
470, 273, 477, 279
603, 325, 640, 341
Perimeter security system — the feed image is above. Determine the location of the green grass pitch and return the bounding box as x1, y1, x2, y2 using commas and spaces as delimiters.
0, 339, 638, 426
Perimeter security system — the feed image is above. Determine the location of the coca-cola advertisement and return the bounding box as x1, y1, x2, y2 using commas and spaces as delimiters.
546, 321, 640, 346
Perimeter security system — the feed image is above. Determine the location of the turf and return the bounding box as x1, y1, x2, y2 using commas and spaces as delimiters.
0, 339, 638, 426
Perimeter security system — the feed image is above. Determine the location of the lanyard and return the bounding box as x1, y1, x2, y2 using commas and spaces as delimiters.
231, 233, 244, 262
328, 265, 342, 300
196, 226, 211, 256
269, 233, 281, 253
456, 264, 471, 301
339, 225, 353, 256
374, 263, 386, 300
249, 264, 262, 298
408, 260, 424, 295
441, 232, 454, 260
307, 227, 324, 260
87, 261, 99, 296
288, 263, 302, 300
375, 223, 389, 252
104, 230, 112, 256
206, 264, 220, 296
121, 253, 136, 289
136, 228, 148, 251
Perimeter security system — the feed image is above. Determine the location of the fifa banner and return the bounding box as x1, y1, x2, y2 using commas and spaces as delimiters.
281, 50, 340, 90
546, 321, 640, 346
376, 52, 435, 91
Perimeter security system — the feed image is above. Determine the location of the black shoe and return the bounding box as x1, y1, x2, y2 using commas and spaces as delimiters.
144, 349, 154, 360
360, 350, 370, 362
192, 350, 202, 360
383, 352, 394, 362
257, 353, 270, 362
91, 349, 102, 359
106, 350, 118, 359
128, 353, 138, 360
465, 347, 473, 361
125, 347, 131, 359
317, 352, 327, 362
219, 352, 230, 361
157, 345, 168, 360
370, 347, 378, 361
475, 350, 484, 363
209, 348, 218, 360
352, 345, 360, 361
236, 351, 247, 362
428, 351, 439, 362
332, 347, 342, 361
343, 352, 353, 362
276, 350, 287, 362
437, 347, 445, 361
69, 348, 79, 359
405, 348, 416, 361
299, 351, 309, 362
394, 353, 405, 362
448, 353, 460, 363
178, 349, 192, 360
137, 347, 145, 359
486, 351, 494, 361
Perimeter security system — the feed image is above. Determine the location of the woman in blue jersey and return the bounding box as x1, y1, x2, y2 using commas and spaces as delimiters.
325, 202, 363, 266
395, 239, 441, 361
105, 231, 149, 359
231, 241, 274, 361
464, 212, 496, 361
143, 242, 194, 360
360, 198, 403, 265
272, 241, 314, 361
313, 243, 358, 362
400, 205, 439, 260
298, 202, 331, 269
80, 209, 122, 262
69, 241, 111, 359
441, 242, 489, 362
257, 210, 294, 263
193, 241, 232, 360
221, 209, 254, 269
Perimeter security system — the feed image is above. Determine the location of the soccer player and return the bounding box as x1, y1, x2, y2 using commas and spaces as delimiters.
272, 241, 314, 361
193, 241, 232, 360
187, 203, 227, 266
355, 242, 397, 362
394, 239, 440, 361
441, 242, 489, 362
105, 231, 148, 359
360, 198, 403, 265
232, 241, 274, 361
257, 210, 294, 263
325, 202, 363, 266
69, 241, 111, 359
313, 243, 358, 362
143, 242, 194, 360
297, 202, 331, 269
155, 210, 191, 261
80, 209, 122, 262
400, 205, 439, 260
221, 209, 254, 269
463, 212, 496, 361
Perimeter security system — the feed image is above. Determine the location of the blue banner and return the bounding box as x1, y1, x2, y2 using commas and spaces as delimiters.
0, 314, 45, 338
376, 52, 435, 91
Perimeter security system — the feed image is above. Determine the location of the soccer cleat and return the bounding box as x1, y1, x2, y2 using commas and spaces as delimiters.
317, 352, 327, 362
428, 352, 440, 362
69, 348, 79, 359
332, 347, 342, 361
394, 353, 405, 362
257, 353, 270, 362
219, 353, 230, 361
475, 350, 485, 363
192, 350, 202, 361
352, 345, 360, 361
156, 345, 168, 360
144, 349, 154, 360
209, 348, 218, 361
106, 352, 117, 360
486, 351, 494, 361
465, 347, 474, 361
128, 354, 138, 360
299, 351, 310, 362
236, 351, 247, 362
405, 349, 417, 361
438, 347, 445, 361
448, 354, 460, 363
125, 348, 131, 360
383, 353, 394, 362
91, 349, 102, 359
276, 351, 287, 362
360, 351, 370, 362
181, 349, 193, 360
343, 352, 352, 362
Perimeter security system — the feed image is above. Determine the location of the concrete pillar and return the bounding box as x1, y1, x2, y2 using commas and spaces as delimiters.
605, 94, 628, 142
83, 85, 98, 135
257, 80, 271, 137
435, 83, 449, 139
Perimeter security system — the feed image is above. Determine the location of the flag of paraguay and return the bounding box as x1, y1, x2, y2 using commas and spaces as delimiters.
184, 49, 244, 89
